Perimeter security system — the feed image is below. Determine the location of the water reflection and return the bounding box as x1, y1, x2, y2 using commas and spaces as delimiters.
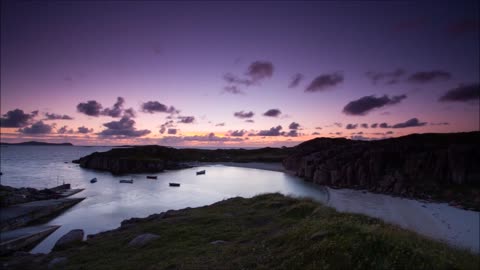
30, 165, 327, 253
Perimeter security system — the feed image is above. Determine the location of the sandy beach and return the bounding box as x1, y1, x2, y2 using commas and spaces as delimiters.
327, 188, 479, 253
216, 162, 480, 253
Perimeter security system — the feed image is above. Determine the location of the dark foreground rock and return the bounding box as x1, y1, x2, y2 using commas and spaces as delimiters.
284, 131, 480, 210
53, 230, 84, 251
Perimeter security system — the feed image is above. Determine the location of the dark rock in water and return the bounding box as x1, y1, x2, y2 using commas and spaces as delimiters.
283, 132, 480, 210
128, 233, 160, 248
53, 229, 84, 251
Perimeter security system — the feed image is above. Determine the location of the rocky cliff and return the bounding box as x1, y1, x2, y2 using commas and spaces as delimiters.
284, 132, 480, 209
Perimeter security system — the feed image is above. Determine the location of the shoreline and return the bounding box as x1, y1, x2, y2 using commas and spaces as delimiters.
185, 161, 287, 173
206, 162, 479, 253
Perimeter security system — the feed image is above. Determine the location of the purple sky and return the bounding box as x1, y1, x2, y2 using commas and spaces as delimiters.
1, 1, 479, 146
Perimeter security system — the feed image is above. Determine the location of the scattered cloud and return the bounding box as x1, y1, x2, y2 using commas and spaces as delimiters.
391, 118, 427, 128
58, 125, 74, 134
102, 97, 125, 118
234, 111, 254, 119
407, 70, 452, 84
245, 119, 254, 123
18, 121, 53, 134
285, 130, 299, 137
365, 69, 405, 85
371, 123, 378, 128
345, 124, 358, 130
77, 126, 94, 134
77, 100, 103, 117
44, 113, 73, 121
263, 109, 281, 117
177, 116, 195, 124
254, 125, 283, 136
215, 123, 225, 127
361, 123, 369, 128
312, 132, 321, 135
1, 109, 38, 127
98, 117, 151, 138
229, 130, 247, 137
223, 73, 253, 87
246, 61, 274, 82
289, 73, 303, 88
222, 61, 274, 94
342, 94, 407, 115
159, 120, 175, 134
378, 118, 427, 129
430, 122, 449, 126
288, 122, 300, 130
315, 127, 322, 130
222, 85, 245, 95
124, 108, 136, 118
305, 72, 344, 92
141, 101, 178, 114
167, 128, 177, 135
438, 83, 479, 102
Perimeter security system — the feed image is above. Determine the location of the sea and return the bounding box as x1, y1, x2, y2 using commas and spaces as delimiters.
0, 145, 328, 253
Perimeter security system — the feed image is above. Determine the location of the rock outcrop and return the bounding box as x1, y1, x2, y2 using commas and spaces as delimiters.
53, 229, 84, 251
73, 146, 292, 174
284, 132, 480, 209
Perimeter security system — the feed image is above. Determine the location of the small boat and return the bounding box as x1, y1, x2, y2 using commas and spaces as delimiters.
169, 182, 180, 187
146, 176, 157, 179
120, 179, 134, 184
64, 162, 68, 164
196, 170, 206, 175
90, 178, 97, 183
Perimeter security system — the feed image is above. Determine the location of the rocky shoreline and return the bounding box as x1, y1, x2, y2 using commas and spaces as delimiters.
73, 132, 480, 210
283, 132, 480, 210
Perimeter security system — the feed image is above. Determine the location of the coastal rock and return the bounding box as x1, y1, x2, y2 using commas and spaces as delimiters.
128, 233, 160, 248
284, 132, 480, 210
53, 229, 84, 250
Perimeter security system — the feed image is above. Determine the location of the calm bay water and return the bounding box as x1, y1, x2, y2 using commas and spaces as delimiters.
0, 145, 328, 253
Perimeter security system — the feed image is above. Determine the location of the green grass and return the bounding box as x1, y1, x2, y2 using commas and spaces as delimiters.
21, 193, 480, 269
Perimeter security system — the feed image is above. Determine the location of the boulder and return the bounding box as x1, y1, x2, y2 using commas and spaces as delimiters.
53, 229, 84, 251
128, 233, 160, 248
48, 257, 68, 269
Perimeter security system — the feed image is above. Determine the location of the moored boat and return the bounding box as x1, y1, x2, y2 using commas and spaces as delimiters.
146, 176, 157, 179
90, 178, 97, 183
196, 170, 206, 175
120, 179, 134, 184
169, 183, 180, 187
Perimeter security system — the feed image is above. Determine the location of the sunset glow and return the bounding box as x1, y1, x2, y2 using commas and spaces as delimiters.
1, 1, 478, 146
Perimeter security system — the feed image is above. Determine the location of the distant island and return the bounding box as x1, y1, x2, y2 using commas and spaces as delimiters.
0, 141, 73, 146
74, 132, 480, 210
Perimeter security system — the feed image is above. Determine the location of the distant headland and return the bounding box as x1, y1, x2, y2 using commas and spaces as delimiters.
0, 141, 73, 146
